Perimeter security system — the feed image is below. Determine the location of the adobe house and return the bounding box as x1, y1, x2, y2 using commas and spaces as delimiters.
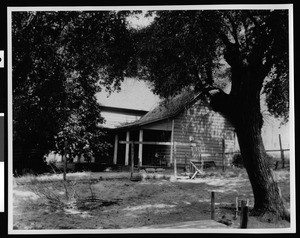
112, 90, 237, 168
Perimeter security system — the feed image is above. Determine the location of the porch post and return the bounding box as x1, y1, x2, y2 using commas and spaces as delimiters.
170, 119, 175, 165
113, 134, 118, 165
138, 129, 143, 166
125, 131, 130, 166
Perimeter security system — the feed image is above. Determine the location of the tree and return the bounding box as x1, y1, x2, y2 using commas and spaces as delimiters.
12, 11, 134, 173
134, 10, 290, 220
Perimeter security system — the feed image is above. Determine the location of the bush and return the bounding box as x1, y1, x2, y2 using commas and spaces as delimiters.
25, 177, 102, 211
232, 153, 278, 169
232, 153, 244, 168
265, 154, 278, 169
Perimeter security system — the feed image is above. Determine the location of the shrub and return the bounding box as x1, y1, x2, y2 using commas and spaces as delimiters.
232, 153, 278, 169
232, 153, 244, 168
25, 175, 102, 211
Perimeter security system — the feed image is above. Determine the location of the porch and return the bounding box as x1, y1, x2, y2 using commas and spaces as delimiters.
113, 128, 173, 167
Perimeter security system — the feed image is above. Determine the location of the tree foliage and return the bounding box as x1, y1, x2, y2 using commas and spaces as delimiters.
12, 11, 134, 165
135, 10, 289, 123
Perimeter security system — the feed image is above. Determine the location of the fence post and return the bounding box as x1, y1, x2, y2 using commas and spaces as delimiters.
234, 197, 238, 220
211, 191, 215, 220
279, 134, 285, 168
222, 138, 226, 172
240, 200, 248, 228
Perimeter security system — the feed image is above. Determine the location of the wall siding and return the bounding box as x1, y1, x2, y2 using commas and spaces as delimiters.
173, 100, 235, 166
101, 111, 142, 129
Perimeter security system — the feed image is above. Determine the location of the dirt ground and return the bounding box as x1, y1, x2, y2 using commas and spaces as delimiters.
12, 167, 291, 231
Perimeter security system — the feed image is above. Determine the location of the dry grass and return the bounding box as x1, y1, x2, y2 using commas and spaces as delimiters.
12, 167, 291, 230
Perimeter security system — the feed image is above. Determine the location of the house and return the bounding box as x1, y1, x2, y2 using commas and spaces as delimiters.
46, 77, 289, 170
112, 90, 237, 168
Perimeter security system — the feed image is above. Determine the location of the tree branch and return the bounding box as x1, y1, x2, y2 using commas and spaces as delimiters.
219, 32, 239, 68
228, 15, 240, 47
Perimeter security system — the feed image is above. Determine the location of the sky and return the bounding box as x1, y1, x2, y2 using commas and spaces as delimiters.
126, 11, 155, 29
96, 78, 161, 111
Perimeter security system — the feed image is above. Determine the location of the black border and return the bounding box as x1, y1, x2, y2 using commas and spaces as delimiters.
0, 1, 298, 237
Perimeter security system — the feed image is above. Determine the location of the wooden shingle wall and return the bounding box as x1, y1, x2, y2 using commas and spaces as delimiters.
173, 100, 235, 166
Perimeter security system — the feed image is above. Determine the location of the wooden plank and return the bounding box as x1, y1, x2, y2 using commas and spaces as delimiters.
190, 161, 204, 179
119, 141, 197, 147
120, 141, 172, 145
265, 149, 289, 152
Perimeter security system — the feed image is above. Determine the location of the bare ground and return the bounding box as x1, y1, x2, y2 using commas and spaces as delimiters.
12, 167, 290, 230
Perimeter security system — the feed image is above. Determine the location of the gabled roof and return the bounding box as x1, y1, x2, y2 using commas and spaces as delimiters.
116, 90, 203, 129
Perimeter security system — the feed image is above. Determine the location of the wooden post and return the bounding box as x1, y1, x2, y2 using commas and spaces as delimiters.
211, 191, 215, 220
222, 138, 226, 172
240, 200, 248, 228
170, 120, 175, 165
125, 131, 130, 166
131, 141, 134, 177
138, 130, 143, 166
234, 197, 239, 220
113, 134, 118, 165
279, 134, 285, 168
174, 143, 177, 178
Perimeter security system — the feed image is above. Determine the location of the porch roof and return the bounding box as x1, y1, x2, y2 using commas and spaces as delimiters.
115, 90, 203, 130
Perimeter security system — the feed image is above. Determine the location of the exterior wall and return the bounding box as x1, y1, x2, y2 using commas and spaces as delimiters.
173, 100, 235, 166
101, 111, 143, 129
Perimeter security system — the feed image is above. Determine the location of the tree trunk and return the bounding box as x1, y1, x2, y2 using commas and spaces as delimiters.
63, 152, 67, 181
63, 141, 67, 181
209, 64, 289, 221
235, 120, 289, 221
